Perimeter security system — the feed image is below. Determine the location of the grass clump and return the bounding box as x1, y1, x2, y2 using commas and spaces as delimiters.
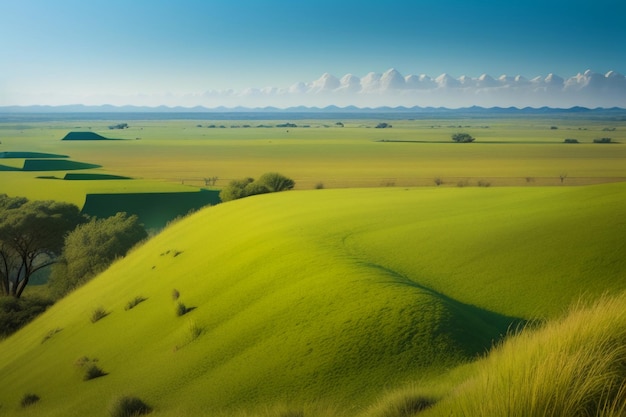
75, 356, 107, 380
426, 292, 626, 417
124, 296, 147, 311
108, 395, 152, 417
90, 307, 109, 323
83, 364, 107, 381
175, 301, 188, 317
40, 327, 62, 344
20, 393, 40, 408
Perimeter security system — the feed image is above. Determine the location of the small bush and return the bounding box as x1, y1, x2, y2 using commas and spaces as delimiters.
84, 364, 107, 381
20, 393, 40, 408
452, 133, 475, 143
108, 396, 152, 417
0, 296, 54, 339
125, 296, 147, 311
477, 180, 491, 187
315, 182, 325, 190
434, 177, 444, 186
171, 289, 180, 301
564, 138, 579, 143
90, 307, 109, 323
75, 356, 107, 380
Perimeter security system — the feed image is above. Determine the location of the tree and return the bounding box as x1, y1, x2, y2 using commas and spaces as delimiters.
256, 172, 295, 192
0, 196, 84, 298
219, 173, 295, 202
219, 177, 254, 202
49, 212, 147, 298
452, 133, 475, 143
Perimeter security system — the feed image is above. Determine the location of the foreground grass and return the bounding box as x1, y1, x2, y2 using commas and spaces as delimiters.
0, 183, 624, 416
418, 292, 626, 417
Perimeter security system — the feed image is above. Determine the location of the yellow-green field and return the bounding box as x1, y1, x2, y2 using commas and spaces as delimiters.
1, 117, 625, 208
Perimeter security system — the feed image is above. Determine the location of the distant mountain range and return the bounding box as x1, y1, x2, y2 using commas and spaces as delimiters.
1, 104, 626, 123
1, 104, 625, 115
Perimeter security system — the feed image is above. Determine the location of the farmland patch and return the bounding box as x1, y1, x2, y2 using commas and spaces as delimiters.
81, 189, 220, 229
61, 131, 120, 141
22, 159, 101, 171
63, 173, 132, 180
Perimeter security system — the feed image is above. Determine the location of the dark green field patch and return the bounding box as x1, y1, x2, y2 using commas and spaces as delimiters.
61, 131, 119, 141
22, 159, 101, 171
82, 189, 221, 230
63, 173, 132, 180
0, 164, 21, 171
0, 151, 69, 158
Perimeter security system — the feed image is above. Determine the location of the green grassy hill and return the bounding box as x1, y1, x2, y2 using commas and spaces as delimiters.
0, 183, 625, 416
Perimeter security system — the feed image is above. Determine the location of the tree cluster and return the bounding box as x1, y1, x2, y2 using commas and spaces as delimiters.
49, 213, 147, 298
0, 195, 84, 298
219, 172, 295, 202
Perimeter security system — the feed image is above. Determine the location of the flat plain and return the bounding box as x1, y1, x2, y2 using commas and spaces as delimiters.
1, 116, 625, 207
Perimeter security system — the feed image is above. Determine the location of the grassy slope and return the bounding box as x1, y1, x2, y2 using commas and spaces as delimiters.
0, 183, 625, 416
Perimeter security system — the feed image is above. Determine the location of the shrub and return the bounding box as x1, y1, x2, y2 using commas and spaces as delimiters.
452, 133, 475, 143
477, 180, 491, 187
594, 137, 612, 143
124, 296, 147, 311
220, 173, 295, 202
90, 307, 109, 323
20, 393, 40, 408
0, 296, 54, 339
564, 138, 579, 143
108, 396, 152, 417
434, 177, 444, 186
84, 364, 107, 381
315, 182, 325, 190
171, 289, 180, 301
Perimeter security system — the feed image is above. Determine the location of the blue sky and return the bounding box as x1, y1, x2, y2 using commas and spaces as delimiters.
1, 0, 625, 107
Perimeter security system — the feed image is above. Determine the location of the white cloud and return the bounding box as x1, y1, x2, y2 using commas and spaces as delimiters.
4, 69, 625, 108
242, 68, 625, 108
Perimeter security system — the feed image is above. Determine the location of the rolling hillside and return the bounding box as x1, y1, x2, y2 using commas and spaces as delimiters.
0, 183, 625, 416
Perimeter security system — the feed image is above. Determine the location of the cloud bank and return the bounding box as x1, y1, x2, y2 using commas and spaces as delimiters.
196, 69, 626, 109
5, 69, 625, 108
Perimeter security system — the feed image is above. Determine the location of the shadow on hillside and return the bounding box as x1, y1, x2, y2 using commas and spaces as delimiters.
361, 261, 527, 355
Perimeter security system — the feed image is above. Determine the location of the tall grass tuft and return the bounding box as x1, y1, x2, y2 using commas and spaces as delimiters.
90, 307, 109, 323
108, 395, 152, 417
124, 296, 147, 311
428, 292, 626, 417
